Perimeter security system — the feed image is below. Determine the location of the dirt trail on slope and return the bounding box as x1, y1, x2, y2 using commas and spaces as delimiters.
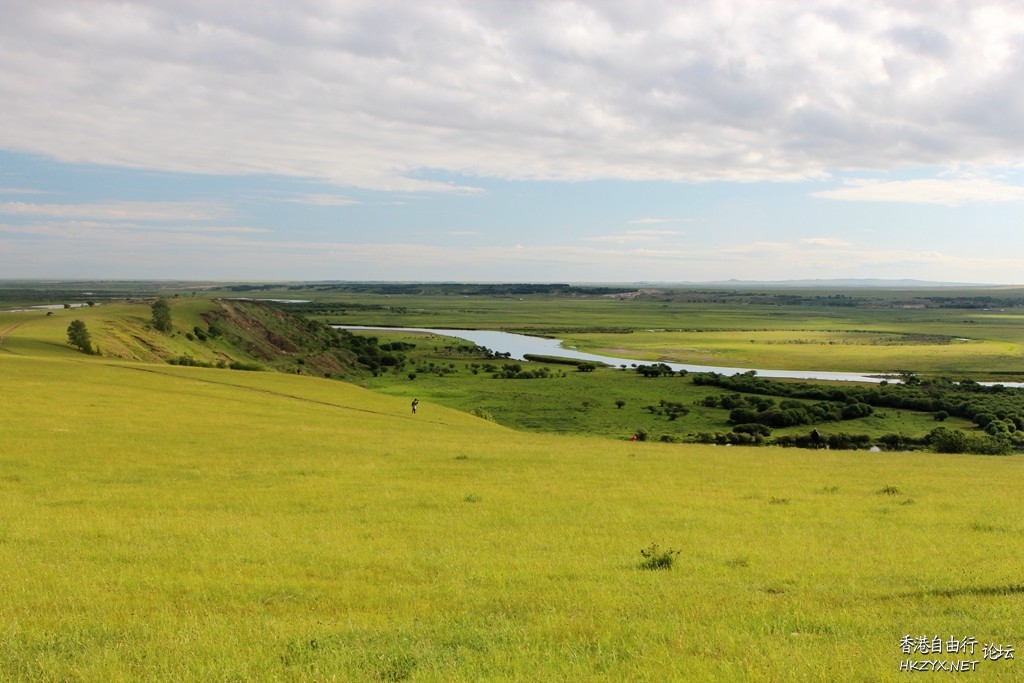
0, 322, 25, 351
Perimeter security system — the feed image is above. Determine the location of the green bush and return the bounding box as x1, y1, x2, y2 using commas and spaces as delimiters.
470, 408, 495, 422
928, 427, 1012, 455
168, 354, 212, 367
638, 543, 680, 570
733, 423, 772, 436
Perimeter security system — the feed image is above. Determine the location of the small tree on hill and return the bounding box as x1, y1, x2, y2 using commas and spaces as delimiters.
151, 299, 173, 333
66, 319, 94, 354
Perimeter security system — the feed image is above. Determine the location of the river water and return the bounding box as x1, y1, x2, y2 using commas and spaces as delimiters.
335, 325, 902, 384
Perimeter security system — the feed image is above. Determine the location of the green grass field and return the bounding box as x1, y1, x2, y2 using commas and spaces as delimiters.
2, 289, 1024, 679
3, 342, 1024, 679
568, 327, 1023, 376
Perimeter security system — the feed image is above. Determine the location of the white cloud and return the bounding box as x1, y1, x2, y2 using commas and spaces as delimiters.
279, 194, 361, 207
586, 229, 680, 244
4, 222, 1024, 283
3, 2, 1024, 190
0, 200, 231, 221
0, 221, 268, 237
813, 178, 1024, 205
628, 217, 668, 225
0, 187, 49, 195
800, 237, 853, 247
169, 225, 270, 234
0, 221, 269, 243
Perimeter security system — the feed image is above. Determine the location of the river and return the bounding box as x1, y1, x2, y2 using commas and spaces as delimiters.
335, 325, 907, 384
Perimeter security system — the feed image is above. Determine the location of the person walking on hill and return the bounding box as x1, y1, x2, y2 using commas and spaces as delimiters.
411, 398, 419, 414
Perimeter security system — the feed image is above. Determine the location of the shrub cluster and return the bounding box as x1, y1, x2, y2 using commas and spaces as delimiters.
636, 363, 684, 378
491, 363, 552, 379
415, 361, 459, 377
693, 370, 1024, 433
644, 400, 690, 420
927, 427, 1012, 455
700, 391, 872, 428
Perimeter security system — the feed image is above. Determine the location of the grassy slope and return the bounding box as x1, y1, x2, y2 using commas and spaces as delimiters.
0, 299, 366, 378
1, 301, 224, 364
2, 352, 1024, 679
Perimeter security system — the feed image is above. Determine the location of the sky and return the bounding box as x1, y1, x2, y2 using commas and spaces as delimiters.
3, 1, 1024, 284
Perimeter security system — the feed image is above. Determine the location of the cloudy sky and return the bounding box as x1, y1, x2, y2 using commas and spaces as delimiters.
3, 1, 1024, 284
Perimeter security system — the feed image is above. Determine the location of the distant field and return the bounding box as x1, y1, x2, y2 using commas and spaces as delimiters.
568, 328, 1022, 376
250, 287, 1024, 380
2, 353, 1023, 680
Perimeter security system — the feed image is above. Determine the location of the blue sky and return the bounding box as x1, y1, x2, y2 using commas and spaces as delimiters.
3, 1, 1024, 284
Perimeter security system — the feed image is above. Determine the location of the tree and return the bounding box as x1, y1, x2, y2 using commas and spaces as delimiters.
66, 319, 94, 354
151, 299, 173, 333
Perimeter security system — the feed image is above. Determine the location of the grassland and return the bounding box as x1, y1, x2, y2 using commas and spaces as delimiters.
569, 326, 1021, 376
2, 285, 1024, 680
2, 352, 1024, 681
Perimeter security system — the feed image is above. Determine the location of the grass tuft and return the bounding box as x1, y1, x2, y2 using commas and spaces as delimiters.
638, 543, 680, 570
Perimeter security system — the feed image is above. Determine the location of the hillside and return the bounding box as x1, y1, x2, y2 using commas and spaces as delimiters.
0, 297, 404, 379
200, 298, 404, 377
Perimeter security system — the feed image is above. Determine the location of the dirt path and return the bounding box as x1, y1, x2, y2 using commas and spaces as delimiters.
0, 322, 25, 351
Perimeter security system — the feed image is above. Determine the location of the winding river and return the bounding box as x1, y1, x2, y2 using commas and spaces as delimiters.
335, 325, 903, 384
